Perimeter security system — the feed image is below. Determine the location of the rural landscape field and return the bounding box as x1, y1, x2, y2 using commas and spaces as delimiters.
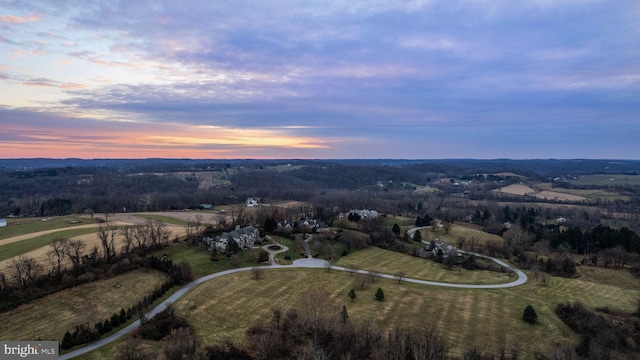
0, 159, 639, 359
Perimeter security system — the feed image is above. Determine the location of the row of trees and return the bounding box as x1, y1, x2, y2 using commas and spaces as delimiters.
0, 219, 173, 312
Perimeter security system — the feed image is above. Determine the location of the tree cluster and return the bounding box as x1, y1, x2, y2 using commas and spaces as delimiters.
555, 301, 640, 359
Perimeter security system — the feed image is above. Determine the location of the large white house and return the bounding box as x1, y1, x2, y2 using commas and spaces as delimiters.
203, 226, 261, 252
0, 219, 6, 228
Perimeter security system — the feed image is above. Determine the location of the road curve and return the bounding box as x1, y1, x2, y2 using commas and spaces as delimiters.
60, 249, 526, 359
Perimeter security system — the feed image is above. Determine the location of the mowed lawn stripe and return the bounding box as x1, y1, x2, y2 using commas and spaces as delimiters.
174, 266, 638, 358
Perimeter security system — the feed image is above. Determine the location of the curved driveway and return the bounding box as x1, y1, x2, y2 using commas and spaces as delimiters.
61, 239, 527, 359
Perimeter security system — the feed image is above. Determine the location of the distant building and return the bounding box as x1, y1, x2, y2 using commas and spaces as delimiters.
200, 203, 213, 210
203, 226, 261, 253
348, 209, 378, 218
246, 198, 259, 207
0, 219, 6, 228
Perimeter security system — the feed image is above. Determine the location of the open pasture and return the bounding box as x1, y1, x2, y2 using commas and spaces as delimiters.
0, 269, 167, 342
570, 174, 640, 186
0, 224, 187, 274
0, 215, 95, 241
333, 247, 513, 285
535, 182, 631, 202
417, 223, 504, 248
173, 263, 640, 359
493, 184, 588, 202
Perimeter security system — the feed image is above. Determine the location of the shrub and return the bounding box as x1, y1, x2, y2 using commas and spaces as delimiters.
523, 305, 537, 324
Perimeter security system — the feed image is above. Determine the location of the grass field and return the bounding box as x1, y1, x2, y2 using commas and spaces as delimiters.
160, 242, 267, 279
133, 214, 189, 225
333, 247, 514, 285
418, 223, 504, 247
0, 269, 167, 342
0, 227, 111, 263
0, 224, 187, 274
0, 216, 95, 240
535, 182, 631, 202
171, 263, 640, 359
570, 174, 640, 186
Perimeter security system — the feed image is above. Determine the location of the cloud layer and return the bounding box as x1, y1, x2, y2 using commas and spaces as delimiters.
1, 0, 639, 159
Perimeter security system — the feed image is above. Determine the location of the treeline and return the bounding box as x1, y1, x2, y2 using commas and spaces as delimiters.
61, 257, 192, 350
0, 220, 173, 312
550, 224, 640, 254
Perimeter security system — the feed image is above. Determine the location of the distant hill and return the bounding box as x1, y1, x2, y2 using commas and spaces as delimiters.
0, 158, 638, 178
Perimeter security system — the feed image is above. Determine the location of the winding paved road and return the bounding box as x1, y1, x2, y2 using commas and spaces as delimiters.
60, 235, 527, 359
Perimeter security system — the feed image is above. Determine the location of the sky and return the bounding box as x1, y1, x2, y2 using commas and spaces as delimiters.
0, 0, 639, 159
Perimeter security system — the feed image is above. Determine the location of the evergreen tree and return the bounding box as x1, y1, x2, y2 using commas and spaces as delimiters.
523, 305, 538, 324
392, 223, 401, 236
120, 308, 127, 323
103, 319, 113, 332
348, 289, 357, 302
341, 305, 349, 324
375, 287, 385, 301
61, 330, 73, 350
413, 229, 422, 242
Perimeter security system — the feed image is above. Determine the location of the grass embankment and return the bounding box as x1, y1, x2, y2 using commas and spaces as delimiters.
0, 269, 167, 342
173, 263, 640, 359
334, 247, 514, 285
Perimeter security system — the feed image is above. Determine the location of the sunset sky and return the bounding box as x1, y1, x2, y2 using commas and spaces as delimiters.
1, 0, 638, 159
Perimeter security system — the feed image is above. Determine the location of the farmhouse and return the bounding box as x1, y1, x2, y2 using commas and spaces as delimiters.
431, 239, 457, 258
203, 226, 261, 252
276, 219, 330, 233
0, 218, 6, 227
246, 198, 259, 207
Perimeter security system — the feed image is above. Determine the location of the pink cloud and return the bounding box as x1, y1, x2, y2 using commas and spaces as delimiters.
0, 13, 44, 23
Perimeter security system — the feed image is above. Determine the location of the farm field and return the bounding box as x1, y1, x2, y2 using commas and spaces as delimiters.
0, 269, 167, 342
172, 264, 640, 359
0, 215, 96, 240
493, 184, 588, 202
535, 182, 631, 202
0, 222, 187, 274
569, 174, 640, 186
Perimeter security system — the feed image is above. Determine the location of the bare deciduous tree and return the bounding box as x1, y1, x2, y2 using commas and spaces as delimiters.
251, 266, 265, 280
161, 327, 207, 360
65, 239, 85, 274
47, 237, 68, 277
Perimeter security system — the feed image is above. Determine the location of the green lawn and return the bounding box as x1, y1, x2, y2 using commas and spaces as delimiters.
0, 215, 95, 240
158, 242, 267, 279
